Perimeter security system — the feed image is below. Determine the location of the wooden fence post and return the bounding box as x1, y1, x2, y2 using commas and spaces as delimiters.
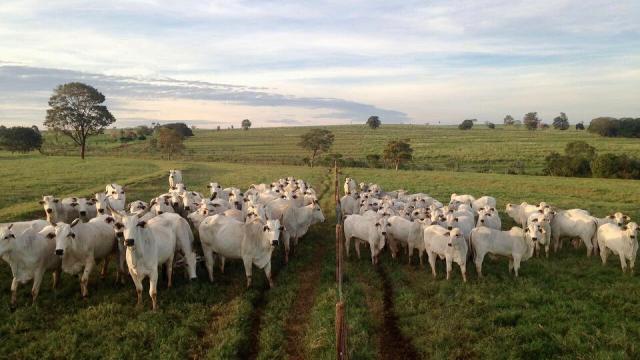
334, 161, 348, 359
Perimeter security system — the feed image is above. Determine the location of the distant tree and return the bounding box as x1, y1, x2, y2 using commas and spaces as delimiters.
134, 125, 153, 136
162, 123, 193, 137
366, 116, 381, 129
503, 115, 515, 126
383, 138, 413, 171
544, 140, 596, 177
216, 125, 221, 131
31, 125, 40, 134
565, 141, 597, 161
588, 117, 619, 137
458, 119, 474, 130
576, 122, 585, 130
552, 112, 570, 130
231, 125, 234, 129
0, 126, 43, 153
366, 154, 381, 168
157, 127, 184, 160
523, 112, 540, 130
297, 129, 335, 167
514, 120, 522, 127
241, 119, 252, 131
485, 121, 496, 129
44, 82, 116, 159
540, 123, 550, 129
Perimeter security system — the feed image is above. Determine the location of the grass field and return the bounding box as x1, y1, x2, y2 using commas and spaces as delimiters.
41, 124, 640, 174
1, 150, 639, 359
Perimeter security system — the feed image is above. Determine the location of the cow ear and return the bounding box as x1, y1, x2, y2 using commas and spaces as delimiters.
39, 200, 45, 205
53, 198, 60, 203
532, 218, 538, 222
624, 215, 630, 220
375, 223, 380, 227
454, 217, 459, 222
444, 232, 450, 236
524, 228, 529, 232
622, 225, 628, 230
137, 221, 146, 228
206, 184, 211, 188
70, 218, 80, 227
72, 197, 77, 202
263, 225, 269, 232
609, 215, 615, 219
105, 216, 115, 224
46, 232, 55, 239
70, 202, 79, 207
538, 209, 543, 213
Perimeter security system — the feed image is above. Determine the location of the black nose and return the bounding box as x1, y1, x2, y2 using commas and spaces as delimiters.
55, 249, 63, 256
46, 208, 53, 214
447, 226, 453, 230
532, 237, 537, 241
116, 232, 124, 239
480, 219, 484, 223
185, 206, 190, 211
98, 209, 105, 214
125, 239, 135, 247
158, 211, 163, 215
447, 243, 452, 247
271, 240, 279, 246
80, 211, 87, 216
381, 231, 387, 235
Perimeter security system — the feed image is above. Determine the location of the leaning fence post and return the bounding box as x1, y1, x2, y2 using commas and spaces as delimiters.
334, 161, 348, 359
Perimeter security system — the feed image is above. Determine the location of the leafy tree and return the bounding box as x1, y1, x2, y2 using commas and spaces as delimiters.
135, 125, 153, 136
366, 116, 381, 129
44, 82, 116, 159
241, 119, 252, 130
297, 129, 335, 167
618, 118, 640, 138
503, 115, 515, 126
216, 126, 221, 131
576, 122, 585, 130
366, 154, 381, 168
383, 138, 413, 171
552, 112, 570, 130
514, 120, 522, 127
543, 141, 596, 177
162, 123, 193, 137
458, 119, 474, 130
485, 121, 496, 129
523, 112, 540, 130
0, 126, 43, 153
157, 127, 184, 160
592, 153, 640, 179
565, 141, 597, 161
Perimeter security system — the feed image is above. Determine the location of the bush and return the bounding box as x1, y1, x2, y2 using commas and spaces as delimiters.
137, 135, 146, 140
543, 141, 596, 177
161, 123, 194, 137
486, 122, 496, 129
576, 122, 585, 130
588, 117, 619, 136
458, 120, 474, 130
591, 153, 640, 179
366, 154, 381, 168
523, 112, 540, 130
0, 126, 43, 153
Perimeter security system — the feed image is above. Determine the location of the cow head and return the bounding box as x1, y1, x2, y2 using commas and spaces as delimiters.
40, 195, 59, 217
524, 222, 545, 244
54, 219, 81, 256
447, 228, 464, 249
477, 210, 493, 226
113, 213, 147, 248
106, 184, 125, 201
311, 202, 325, 224
262, 219, 283, 247
622, 222, 638, 241
0, 224, 16, 256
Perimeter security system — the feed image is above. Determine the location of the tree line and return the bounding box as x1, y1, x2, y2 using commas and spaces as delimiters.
544, 141, 640, 179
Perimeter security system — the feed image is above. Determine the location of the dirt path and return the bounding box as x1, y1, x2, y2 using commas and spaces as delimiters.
245, 286, 268, 360
377, 266, 421, 360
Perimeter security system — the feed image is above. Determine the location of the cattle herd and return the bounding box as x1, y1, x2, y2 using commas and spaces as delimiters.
0, 170, 324, 310
340, 177, 638, 282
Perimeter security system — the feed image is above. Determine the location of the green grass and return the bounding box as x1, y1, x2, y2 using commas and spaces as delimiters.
2, 150, 640, 358
40, 124, 640, 173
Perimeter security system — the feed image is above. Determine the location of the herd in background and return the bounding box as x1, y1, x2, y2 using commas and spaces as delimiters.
340, 177, 638, 282
0, 170, 324, 310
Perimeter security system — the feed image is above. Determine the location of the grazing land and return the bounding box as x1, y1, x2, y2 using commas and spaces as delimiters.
1, 145, 639, 358
42, 125, 640, 173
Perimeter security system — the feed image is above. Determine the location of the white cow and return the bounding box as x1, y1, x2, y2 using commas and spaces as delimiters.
115, 213, 177, 310
340, 194, 360, 217
0, 219, 48, 236
423, 226, 467, 282
344, 214, 389, 264
53, 218, 116, 297
72, 197, 98, 221
199, 215, 282, 288
39, 196, 77, 223
0, 224, 61, 307
144, 212, 197, 280
442, 213, 474, 243
505, 202, 539, 226
149, 196, 175, 215
105, 184, 126, 212
470, 222, 542, 277
472, 196, 497, 212
477, 207, 502, 230
344, 177, 357, 195
387, 216, 425, 264
450, 193, 475, 206
281, 201, 325, 263
169, 169, 183, 188
597, 222, 638, 273
551, 210, 598, 256
527, 210, 554, 257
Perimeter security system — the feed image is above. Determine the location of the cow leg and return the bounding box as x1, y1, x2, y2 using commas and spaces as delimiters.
81, 261, 95, 298
508, 259, 514, 274
344, 235, 351, 258
118, 247, 127, 284
283, 232, 290, 264
445, 257, 452, 280
600, 246, 608, 265
185, 251, 197, 280
513, 256, 521, 277
131, 275, 144, 307
355, 240, 361, 259
10, 277, 18, 308
407, 244, 414, 265
100, 256, 110, 279
264, 262, 274, 288
202, 245, 215, 282
475, 252, 485, 277
619, 253, 627, 273
220, 256, 226, 273
31, 269, 45, 305
553, 234, 561, 252
166, 255, 174, 289
52, 269, 60, 289
428, 252, 437, 278
243, 257, 253, 288
459, 263, 467, 283
584, 238, 593, 257
545, 245, 550, 258
149, 270, 158, 311
418, 249, 424, 266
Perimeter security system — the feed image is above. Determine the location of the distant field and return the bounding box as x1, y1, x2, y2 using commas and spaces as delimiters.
1, 154, 639, 358
41, 124, 640, 174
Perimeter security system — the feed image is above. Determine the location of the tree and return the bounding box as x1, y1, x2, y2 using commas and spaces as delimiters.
552, 112, 570, 130
365, 154, 381, 168
485, 121, 496, 129
216, 126, 221, 131
297, 129, 335, 167
383, 138, 413, 171
458, 119, 474, 130
543, 141, 596, 177
523, 112, 540, 130
241, 119, 252, 131
576, 122, 585, 130
504, 115, 515, 126
162, 123, 193, 137
44, 82, 116, 159
565, 141, 597, 161
0, 126, 43, 153
366, 116, 381, 129
157, 127, 184, 160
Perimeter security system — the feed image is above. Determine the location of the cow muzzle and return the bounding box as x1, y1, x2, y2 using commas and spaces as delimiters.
80, 211, 87, 216
532, 237, 537, 241
125, 238, 135, 247
447, 226, 453, 230
55, 249, 64, 256
480, 219, 485, 223
98, 209, 105, 214
271, 240, 279, 246
184, 206, 191, 211
46, 208, 53, 214
157, 211, 164, 215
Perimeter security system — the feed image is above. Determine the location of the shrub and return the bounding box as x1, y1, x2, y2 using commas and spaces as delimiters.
591, 153, 640, 179
588, 117, 619, 136
458, 120, 474, 130
0, 126, 43, 153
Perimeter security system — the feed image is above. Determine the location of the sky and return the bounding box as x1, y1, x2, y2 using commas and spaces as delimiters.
0, 0, 638, 128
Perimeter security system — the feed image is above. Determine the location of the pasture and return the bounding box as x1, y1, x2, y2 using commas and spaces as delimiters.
1, 151, 639, 359
41, 124, 640, 173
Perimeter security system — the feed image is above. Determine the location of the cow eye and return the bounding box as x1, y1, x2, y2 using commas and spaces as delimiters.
69, 233, 75, 238
112, 191, 116, 194
263, 226, 269, 232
